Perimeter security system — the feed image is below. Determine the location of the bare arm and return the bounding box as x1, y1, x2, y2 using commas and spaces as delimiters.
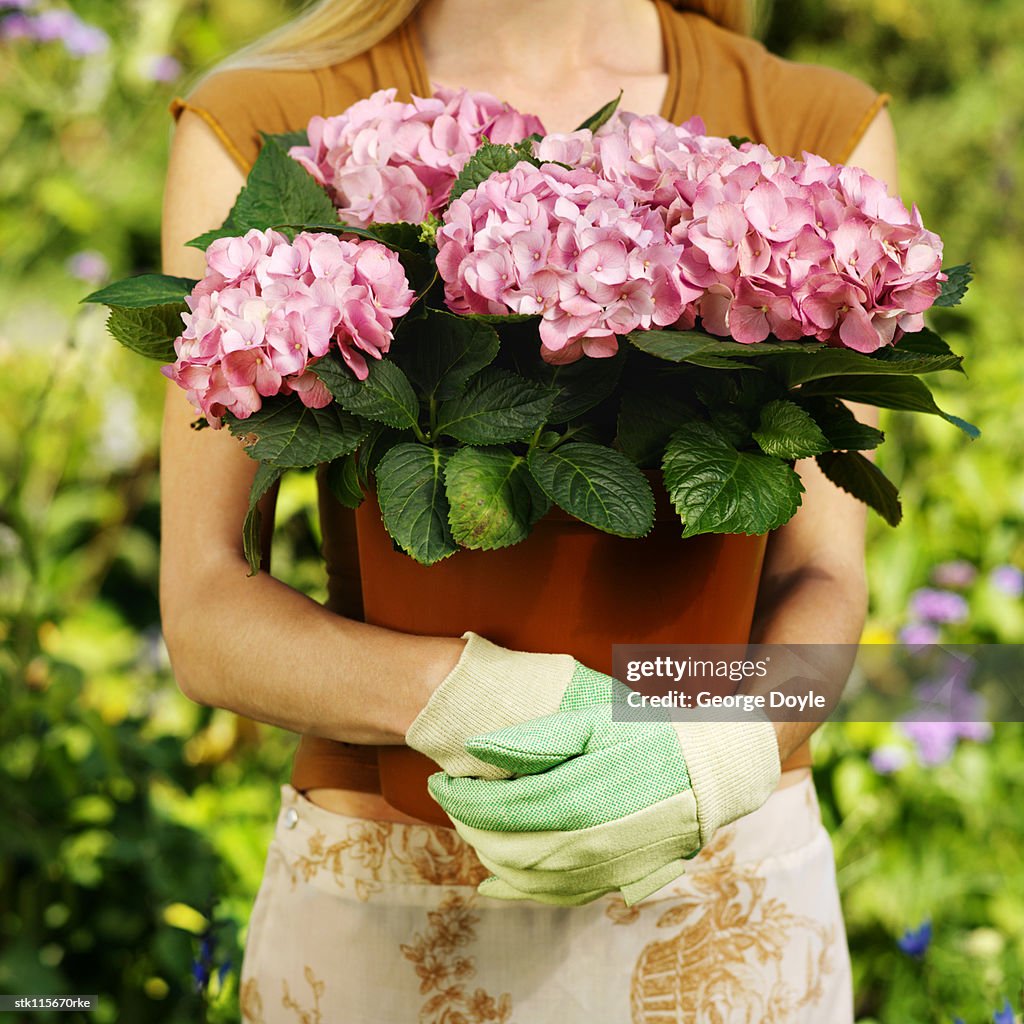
159, 113, 465, 744
748, 107, 900, 761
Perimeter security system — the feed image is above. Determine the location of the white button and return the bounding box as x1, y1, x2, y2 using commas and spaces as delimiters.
283, 807, 299, 830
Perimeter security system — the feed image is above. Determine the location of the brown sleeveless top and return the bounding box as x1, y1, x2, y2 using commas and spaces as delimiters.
171, 1, 889, 794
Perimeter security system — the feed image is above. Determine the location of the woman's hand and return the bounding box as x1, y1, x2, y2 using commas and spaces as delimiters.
405, 632, 626, 778
425, 687, 780, 906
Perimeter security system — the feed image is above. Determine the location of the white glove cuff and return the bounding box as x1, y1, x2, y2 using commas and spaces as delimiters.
673, 714, 781, 844
405, 631, 575, 779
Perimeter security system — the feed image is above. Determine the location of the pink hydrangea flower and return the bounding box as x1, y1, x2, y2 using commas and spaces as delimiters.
535, 111, 944, 353
162, 228, 415, 426
436, 162, 699, 363
289, 87, 545, 228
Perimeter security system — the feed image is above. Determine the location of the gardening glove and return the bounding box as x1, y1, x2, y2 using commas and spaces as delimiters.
427, 699, 780, 906
405, 632, 631, 779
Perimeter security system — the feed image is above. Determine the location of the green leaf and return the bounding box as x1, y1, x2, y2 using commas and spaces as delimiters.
190, 137, 336, 249
235, 136, 338, 230
872, 348, 964, 374
367, 221, 428, 252
892, 326, 961, 364
797, 374, 980, 438
662, 422, 804, 536
375, 443, 457, 564
186, 225, 236, 250
728, 134, 753, 147
449, 142, 535, 204
356, 422, 409, 486
573, 91, 622, 133
628, 329, 821, 364
463, 312, 539, 324
325, 454, 364, 509
532, 346, 626, 423
391, 310, 500, 401
226, 396, 367, 467
243, 463, 283, 575
796, 397, 885, 451
934, 263, 972, 307
83, 274, 195, 308
628, 330, 722, 363
707, 340, 826, 356
106, 303, 184, 361
444, 447, 549, 550
765, 346, 962, 387
435, 367, 556, 444
709, 407, 753, 448
616, 387, 696, 467
311, 353, 420, 429
527, 443, 654, 537
816, 451, 902, 526
752, 399, 831, 459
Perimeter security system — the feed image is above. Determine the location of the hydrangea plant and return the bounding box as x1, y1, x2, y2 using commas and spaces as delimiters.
85, 89, 975, 568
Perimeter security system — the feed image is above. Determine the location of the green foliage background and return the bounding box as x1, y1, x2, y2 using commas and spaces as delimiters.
0, 0, 1021, 1020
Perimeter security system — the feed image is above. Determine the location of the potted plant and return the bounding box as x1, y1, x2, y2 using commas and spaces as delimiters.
86, 89, 974, 823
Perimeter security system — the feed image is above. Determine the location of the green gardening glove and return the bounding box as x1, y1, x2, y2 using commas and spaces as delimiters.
427, 700, 780, 906
406, 633, 629, 779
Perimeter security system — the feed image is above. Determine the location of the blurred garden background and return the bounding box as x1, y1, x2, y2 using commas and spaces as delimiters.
0, 0, 1022, 1020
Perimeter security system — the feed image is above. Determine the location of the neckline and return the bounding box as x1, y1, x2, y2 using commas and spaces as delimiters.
401, 0, 688, 127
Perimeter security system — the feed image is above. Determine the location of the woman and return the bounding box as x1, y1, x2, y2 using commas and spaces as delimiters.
162, 0, 894, 1019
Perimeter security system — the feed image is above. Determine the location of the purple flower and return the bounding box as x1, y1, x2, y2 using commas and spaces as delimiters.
900, 708, 991, 764
900, 720, 960, 765
932, 560, 978, 588
61, 20, 107, 56
957, 719, 994, 742
28, 8, 76, 40
899, 622, 941, 646
5, 9, 108, 55
0, 10, 32, 37
990, 564, 1024, 598
870, 746, 909, 774
993, 998, 1016, 1024
66, 249, 109, 284
897, 919, 932, 958
910, 588, 969, 624
913, 658, 981, 717
143, 53, 182, 82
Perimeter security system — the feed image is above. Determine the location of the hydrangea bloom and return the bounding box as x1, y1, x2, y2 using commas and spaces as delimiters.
436, 162, 699, 363
162, 228, 414, 426
289, 87, 545, 228
537, 112, 944, 353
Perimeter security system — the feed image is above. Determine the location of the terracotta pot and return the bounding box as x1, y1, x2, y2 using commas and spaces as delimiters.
355, 478, 769, 826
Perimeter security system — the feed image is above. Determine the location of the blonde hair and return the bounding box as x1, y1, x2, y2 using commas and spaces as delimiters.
218, 0, 752, 73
